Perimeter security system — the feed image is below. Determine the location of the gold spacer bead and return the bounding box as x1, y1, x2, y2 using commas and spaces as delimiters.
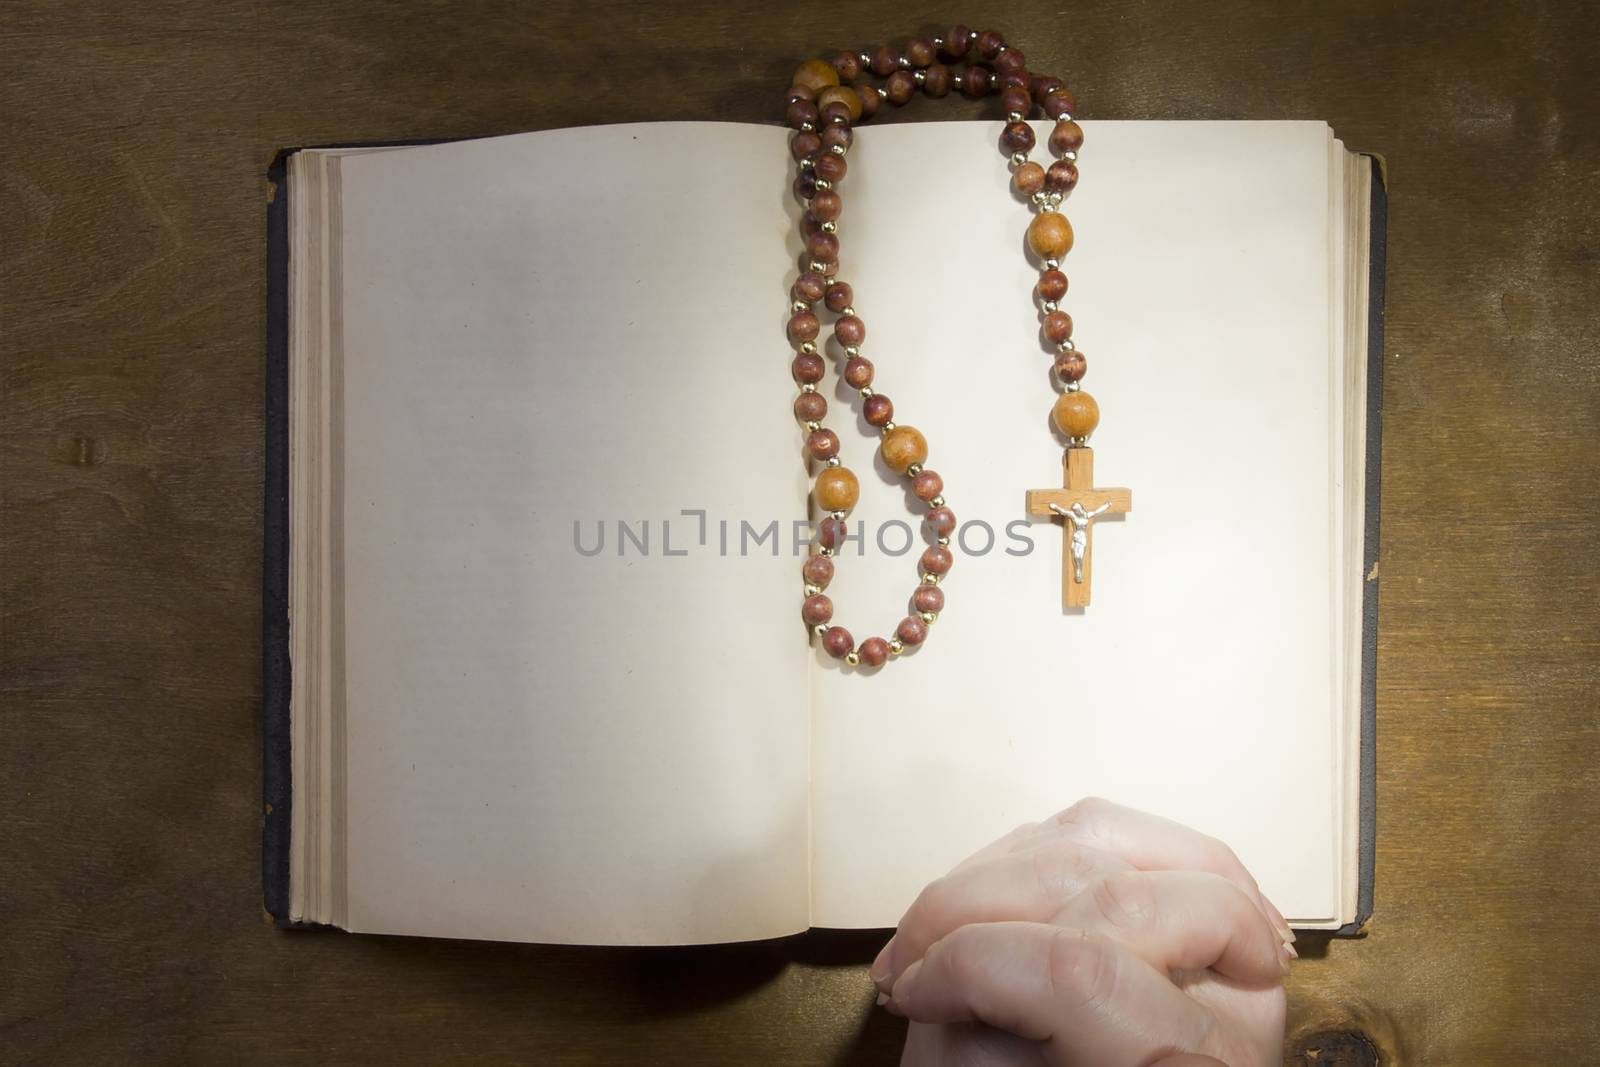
906, 463, 923, 476
812, 623, 828, 637
888, 638, 905, 655
845, 651, 860, 666
922, 573, 940, 585
937, 536, 950, 547
920, 611, 938, 624
930, 495, 945, 508
804, 583, 821, 596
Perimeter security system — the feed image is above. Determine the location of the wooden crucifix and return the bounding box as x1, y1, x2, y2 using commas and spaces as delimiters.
1024, 447, 1132, 608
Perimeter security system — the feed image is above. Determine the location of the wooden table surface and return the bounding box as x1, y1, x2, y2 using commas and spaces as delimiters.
3, 1, 1597, 1062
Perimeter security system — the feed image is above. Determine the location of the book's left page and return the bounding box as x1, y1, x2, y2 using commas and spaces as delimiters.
303, 122, 812, 944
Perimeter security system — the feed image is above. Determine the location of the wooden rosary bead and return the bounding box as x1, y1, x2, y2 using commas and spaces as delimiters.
844, 356, 874, 388
1052, 390, 1100, 438
820, 100, 851, 124
792, 271, 827, 302
800, 211, 822, 238
785, 99, 819, 130
1031, 75, 1063, 99
896, 615, 929, 646
1054, 350, 1087, 383
790, 131, 821, 161
921, 544, 954, 574
807, 428, 840, 461
821, 123, 853, 151
818, 515, 847, 548
1046, 159, 1079, 193
912, 585, 945, 614
855, 84, 880, 119
831, 51, 862, 82
857, 636, 890, 667
822, 625, 855, 658
1049, 120, 1085, 155
976, 29, 1006, 59
995, 48, 1027, 77
906, 37, 936, 67
912, 469, 943, 501
1043, 310, 1074, 343
863, 393, 894, 427
818, 85, 863, 122
815, 466, 861, 511
806, 231, 839, 262
794, 172, 818, 201
1037, 269, 1068, 301
802, 594, 834, 626
810, 189, 842, 222
1043, 88, 1077, 119
886, 70, 917, 105
926, 505, 957, 536
814, 152, 847, 182
922, 63, 953, 97
998, 71, 1029, 91
1000, 86, 1032, 115
1000, 121, 1036, 154
787, 309, 820, 343
803, 555, 834, 588
1014, 161, 1046, 196
940, 24, 974, 61
788, 83, 816, 102
792, 352, 825, 384
794, 58, 841, 94
961, 64, 992, 98
881, 424, 928, 474
1026, 211, 1074, 259
834, 314, 865, 346
870, 45, 900, 77
794, 391, 827, 422
824, 281, 852, 312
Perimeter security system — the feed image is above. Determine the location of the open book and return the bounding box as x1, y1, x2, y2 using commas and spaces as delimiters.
264, 119, 1384, 945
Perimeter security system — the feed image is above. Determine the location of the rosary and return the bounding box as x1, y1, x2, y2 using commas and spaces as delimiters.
785, 26, 1133, 668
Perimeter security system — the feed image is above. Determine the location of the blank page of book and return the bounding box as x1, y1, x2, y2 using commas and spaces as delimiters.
807, 120, 1344, 928
334, 123, 812, 944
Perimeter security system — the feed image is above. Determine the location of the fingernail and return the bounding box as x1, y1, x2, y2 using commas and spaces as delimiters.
1262, 896, 1295, 943
1278, 941, 1295, 977
891, 958, 924, 1014
875, 992, 891, 1008
870, 936, 897, 990
1283, 939, 1299, 959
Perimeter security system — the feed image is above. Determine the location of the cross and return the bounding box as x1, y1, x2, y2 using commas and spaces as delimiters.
1024, 447, 1132, 608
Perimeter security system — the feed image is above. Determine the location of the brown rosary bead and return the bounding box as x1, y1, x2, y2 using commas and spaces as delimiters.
806, 231, 839, 263
999, 71, 1029, 91
794, 172, 818, 201
788, 309, 820, 343
912, 585, 945, 614
811, 192, 843, 225
1014, 161, 1046, 196
794, 391, 827, 422
961, 64, 992, 98
1043, 88, 1077, 119
870, 45, 900, 77
817, 516, 847, 549
856, 84, 881, 119
792, 271, 827, 303
995, 48, 1027, 77
791, 353, 825, 384
976, 29, 1006, 59
815, 466, 860, 512
940, 24, 974, 60
1026, 211, 1074, 259
1052, 390, 1100, 438
1054, 350, 1087, 384
790, 131, 821, 161
1031, 75, 1063, 99
844, 356, 874, 388
831, 51, 862, 82
896, 615, 929, 646
818, 85, 863, 122
802, 594, 834, 627
886, 70, 917, 105
906, 37, 936, 67
864, 393, 894, 427
1000, 86, 1032, 116
803, 554, 834, 588
881, 425, 928, 474
787, 84, 816, 103
912, 469, 943, 501
1000, 121, 1036, 154
857, 636, 890, 667
1037, 269, 1068, 301
824, 281, 852, 312
814, 152, 847, 182
821, 101, 852, 125
834, 314, 865, 346
926, 505, 957, 536
1045, 159, 1079, 194
921, 544, 954, 575
794, 58, 841, 95
1043, 310, 1074, 343
1049, 120, 1085, 155
800, 211, 822, 238
785, 99, 819, 130
822, 125, 853, 153
922, 63, 953, 97
822, 625, 855, 658
807, 428, 840, 461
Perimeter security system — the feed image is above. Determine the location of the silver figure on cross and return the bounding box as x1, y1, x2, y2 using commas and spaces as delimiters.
1049, 501, 1112, 584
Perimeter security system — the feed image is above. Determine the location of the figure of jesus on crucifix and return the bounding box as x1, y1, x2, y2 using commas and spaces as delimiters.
1050, 500, 1112, 585
1024, 447, 1132, 608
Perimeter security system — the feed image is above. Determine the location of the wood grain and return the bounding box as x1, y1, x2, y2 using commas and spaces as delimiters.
3, 0, 1598, 1062
1025, 448, 1132, 607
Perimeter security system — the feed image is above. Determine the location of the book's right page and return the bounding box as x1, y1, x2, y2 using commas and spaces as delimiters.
808, 120, 1348, 928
